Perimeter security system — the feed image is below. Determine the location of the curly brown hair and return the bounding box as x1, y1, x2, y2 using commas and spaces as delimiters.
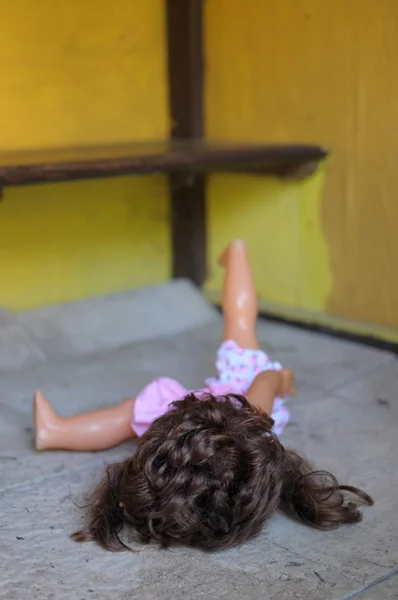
71, 393, 373, 551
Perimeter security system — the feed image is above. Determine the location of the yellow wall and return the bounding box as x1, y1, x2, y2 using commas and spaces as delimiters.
4, 0, 398, 343
205, 0, 398, 339
0, 0, 170, 309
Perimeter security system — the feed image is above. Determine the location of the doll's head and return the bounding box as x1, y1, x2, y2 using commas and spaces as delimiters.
72, 393, 373, 551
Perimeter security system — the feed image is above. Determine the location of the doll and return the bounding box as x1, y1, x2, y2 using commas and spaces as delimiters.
34, 239, 293, 452
33, 240, 373, 551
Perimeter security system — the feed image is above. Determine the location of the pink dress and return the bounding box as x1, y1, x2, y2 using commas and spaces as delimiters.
131, 340, 290, 437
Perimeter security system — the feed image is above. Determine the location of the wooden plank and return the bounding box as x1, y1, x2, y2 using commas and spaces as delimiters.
0, 140, 327, 186
166, 0, 206, 285
166, 2, 203, 139
169, 173, 206, 285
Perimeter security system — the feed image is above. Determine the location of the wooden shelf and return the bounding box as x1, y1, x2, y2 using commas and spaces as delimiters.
0, 138, 328, 288
0, 140, 328, 186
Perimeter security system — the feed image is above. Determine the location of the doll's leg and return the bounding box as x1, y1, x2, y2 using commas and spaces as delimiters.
219, 239, 260, 349
33, 391, 135, 452
247, 369, 295, 415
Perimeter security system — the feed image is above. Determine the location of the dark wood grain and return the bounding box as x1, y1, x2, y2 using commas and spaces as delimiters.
170, 173, 206, 284
166, 0, 206, 286
0, 139, 328, 186
166, 0, 203, 140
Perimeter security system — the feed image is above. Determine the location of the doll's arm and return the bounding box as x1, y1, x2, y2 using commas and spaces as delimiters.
246, 369, 295, 416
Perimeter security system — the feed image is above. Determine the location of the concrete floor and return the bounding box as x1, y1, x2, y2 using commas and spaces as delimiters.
0, 282, 397, 599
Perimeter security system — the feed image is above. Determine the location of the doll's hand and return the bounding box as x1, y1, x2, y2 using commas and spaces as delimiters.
277, 369, 296, 398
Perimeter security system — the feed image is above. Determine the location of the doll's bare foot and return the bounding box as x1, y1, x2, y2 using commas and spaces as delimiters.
277, 369, 296, 398
218, 239, 246, 267
33, 390, 61, 450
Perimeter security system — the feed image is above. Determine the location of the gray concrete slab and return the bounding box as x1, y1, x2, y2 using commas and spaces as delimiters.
0, 284, 397, 599
0, 280, 218, 371
255, 320, 393, 392
0, 467, 389, 600
351, 571, 398, 599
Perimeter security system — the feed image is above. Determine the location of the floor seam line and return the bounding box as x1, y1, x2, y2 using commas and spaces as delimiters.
339, 565, 398, 600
